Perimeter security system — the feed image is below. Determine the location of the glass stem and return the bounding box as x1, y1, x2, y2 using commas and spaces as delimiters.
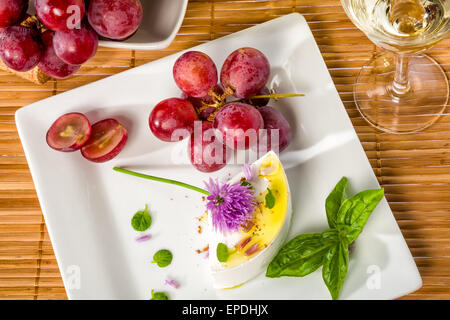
392, 54, 411, 95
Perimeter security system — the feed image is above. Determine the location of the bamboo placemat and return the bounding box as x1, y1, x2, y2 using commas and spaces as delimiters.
0, 0, 449, 300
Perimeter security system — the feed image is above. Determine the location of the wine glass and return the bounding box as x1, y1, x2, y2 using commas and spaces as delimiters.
341, 0, 450, 134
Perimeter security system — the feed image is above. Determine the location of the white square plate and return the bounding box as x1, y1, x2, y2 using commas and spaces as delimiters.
15, 13, 422, 300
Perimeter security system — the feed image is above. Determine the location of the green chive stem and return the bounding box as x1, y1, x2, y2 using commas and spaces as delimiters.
113, 167, 210, 196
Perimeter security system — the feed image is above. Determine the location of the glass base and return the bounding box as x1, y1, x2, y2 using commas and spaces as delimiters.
354, 52, 449, 134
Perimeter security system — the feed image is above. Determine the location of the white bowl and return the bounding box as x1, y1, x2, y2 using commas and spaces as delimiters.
98, 0, 188, 50
29, 0, 188, 51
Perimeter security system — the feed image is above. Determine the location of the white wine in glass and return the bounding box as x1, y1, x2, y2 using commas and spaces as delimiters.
341, 0, 450, 134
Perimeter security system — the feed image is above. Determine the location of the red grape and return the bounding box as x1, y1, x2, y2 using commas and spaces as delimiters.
181, 84, 223, 120
53, 22, 98, 65
220, 47, 270, 99
81, 119, 128, 163
38, 30, 81, 79
0, 26, 43, 72
35, 0, 85, 31
245, 86, 270, 107
46, 113, 91, 152
0, 0, 28, 28
213, 102, 264, 150
173, 51, 218, 98
189, 121, 228, 172
256, 106, 292, 154
149, 98, 199, 142
88, 0, 143, 40
0, 11, 29, 37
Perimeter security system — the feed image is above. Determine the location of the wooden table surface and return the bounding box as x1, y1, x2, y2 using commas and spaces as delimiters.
0, 0, 449, 300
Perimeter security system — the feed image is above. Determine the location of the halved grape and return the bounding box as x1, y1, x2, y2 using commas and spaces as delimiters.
0, 0, 28, 28
213, 102, 264, 150
53, 22, 98, 65
220, 47, 270, 98
38, 30, 81, 79
88, 0, 143, 40
149, 98, 198, 142
189, 121, 228, 172
81, 119, 128, 163
0, 26, 43, 72
46, 112, 91, 152
255, 106, 292, 154
173, 51, 218, 98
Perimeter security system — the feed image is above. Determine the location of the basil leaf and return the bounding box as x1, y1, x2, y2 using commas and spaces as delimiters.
325, 177, 348, 228
336, 188, 384, 243
150, 289, 169, 300
265, 188, 275, 209
131, 204, 152, 231
152, 249, 173, 268
217, 243, 230, 263
266, 230, 339, 278
322, 241, 349, 300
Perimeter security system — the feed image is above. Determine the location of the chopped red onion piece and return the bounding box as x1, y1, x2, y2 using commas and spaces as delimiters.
242, 221, 254, 232
244, 243, 261, 256
136, 234, 151, 243
243, 163, 254, 181
238, 237, 252, 249
165, 279, 180, 289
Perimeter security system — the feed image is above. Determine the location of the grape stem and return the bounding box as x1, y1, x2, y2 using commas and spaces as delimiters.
199, 87, 305, 122
238, 93, 305, 102
113, 167, 210, 196
204, 92, 306, 107
21, 15, 44, 30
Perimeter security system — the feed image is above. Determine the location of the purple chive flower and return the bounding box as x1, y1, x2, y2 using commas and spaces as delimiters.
165, 279, 180, 289
204, 178, 256, 233
243, 163, 254, 181
136, 234, 152, 243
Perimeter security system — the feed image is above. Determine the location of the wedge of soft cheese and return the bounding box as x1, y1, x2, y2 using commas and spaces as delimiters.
208, 151, 292, 289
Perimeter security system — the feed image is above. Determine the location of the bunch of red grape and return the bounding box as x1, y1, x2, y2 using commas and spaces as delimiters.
149, 48, 293, 173
0, 0, 143, 79
46, 113, 128, 163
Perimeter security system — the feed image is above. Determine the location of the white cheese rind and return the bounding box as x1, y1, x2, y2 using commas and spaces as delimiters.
208, 151, 292, 289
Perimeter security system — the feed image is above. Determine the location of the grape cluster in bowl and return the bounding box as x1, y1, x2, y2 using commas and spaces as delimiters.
149, 48, 296, 173
0, 0, 143, 79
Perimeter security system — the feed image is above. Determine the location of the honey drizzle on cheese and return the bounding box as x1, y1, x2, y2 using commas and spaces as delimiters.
224, 154, 289, 268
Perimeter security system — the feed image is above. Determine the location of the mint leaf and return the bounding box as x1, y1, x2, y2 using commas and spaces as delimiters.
150, 289, 169, 300
322, 241, 349, 300
152, 249, 173, 268
241, 180, 252, 187
266, 230, 339, 278
131, 204, 152, 231
265, 188, 275, 209
217, 243, 230, 263
336, 188, 384, 243
325, 177, 348, 228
